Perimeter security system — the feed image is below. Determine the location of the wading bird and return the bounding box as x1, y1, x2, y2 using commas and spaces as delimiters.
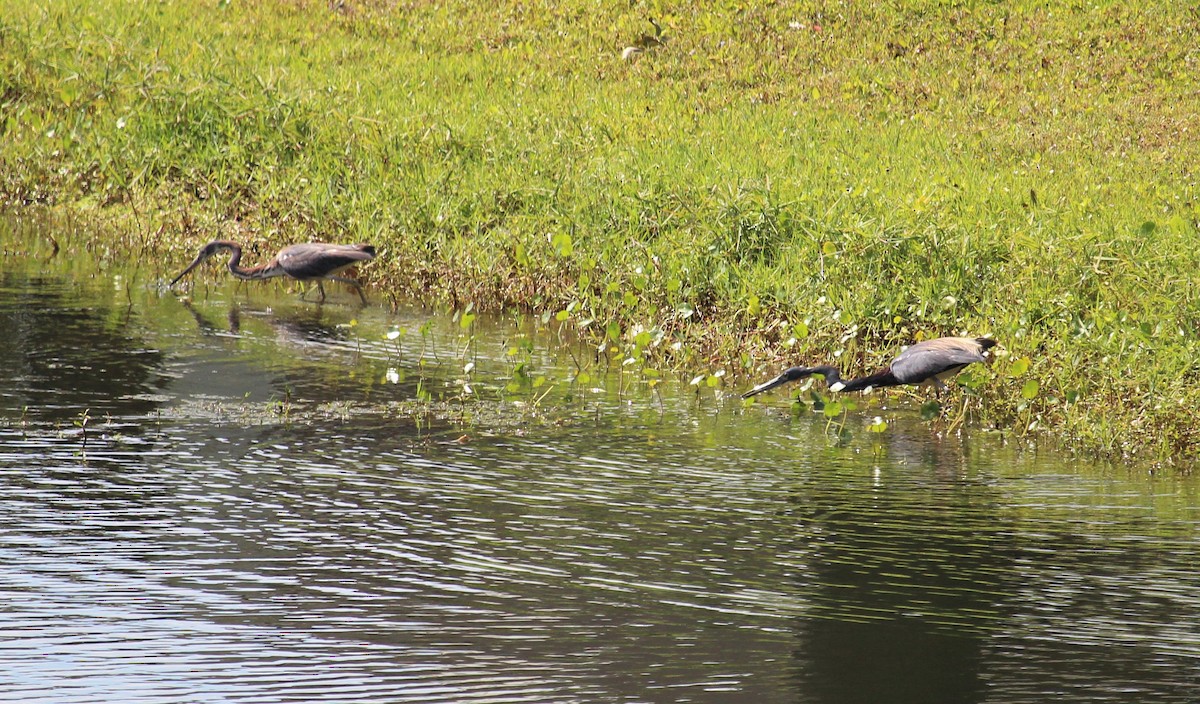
741, 336, 997, 399
169, 240, 376, 304
621, 18, 666, 60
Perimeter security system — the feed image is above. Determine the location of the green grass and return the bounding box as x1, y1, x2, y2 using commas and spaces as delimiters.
4, 0, 1200, 465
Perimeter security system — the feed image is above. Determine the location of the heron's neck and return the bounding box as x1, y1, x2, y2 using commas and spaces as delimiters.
221, 244, 272, 280
807, 365, 844, 388
838, 367, 900, 392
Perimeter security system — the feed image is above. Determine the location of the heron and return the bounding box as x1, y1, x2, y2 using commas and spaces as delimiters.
169, 240, 376, 304
622, 18, 666, 60
741, 336, 997, 399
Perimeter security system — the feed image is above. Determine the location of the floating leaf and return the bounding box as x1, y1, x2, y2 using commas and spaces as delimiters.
793, 321, 809, 338
459, 313, 476, 329
822, 241, 837, 256
823, 401, 843, 418
1010, 357, 1031, 376
1021, 379, 1040, 399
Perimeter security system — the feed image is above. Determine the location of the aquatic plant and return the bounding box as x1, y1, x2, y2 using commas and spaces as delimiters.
4, 0, 1200, 464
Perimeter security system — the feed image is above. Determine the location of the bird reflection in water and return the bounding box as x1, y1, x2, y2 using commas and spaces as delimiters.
179, 299, 350, 350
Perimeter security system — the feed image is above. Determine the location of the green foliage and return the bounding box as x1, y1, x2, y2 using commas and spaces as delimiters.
4, 0, 1200, 463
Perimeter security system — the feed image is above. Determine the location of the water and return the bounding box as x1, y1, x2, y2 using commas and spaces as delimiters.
2, 218, 1199, 702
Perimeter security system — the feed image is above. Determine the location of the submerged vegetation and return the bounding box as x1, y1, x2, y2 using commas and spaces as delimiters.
3, 0, 1200, 465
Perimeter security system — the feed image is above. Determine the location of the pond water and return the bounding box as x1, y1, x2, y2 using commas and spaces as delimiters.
2, 217, 1199, 703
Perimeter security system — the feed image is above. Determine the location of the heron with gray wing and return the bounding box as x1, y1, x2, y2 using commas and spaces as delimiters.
742, 336, 997, 399
169, 240, 376, 304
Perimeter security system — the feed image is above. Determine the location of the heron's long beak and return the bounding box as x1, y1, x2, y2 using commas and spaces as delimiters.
741, 372, 793, 399
169, 253, 211, 288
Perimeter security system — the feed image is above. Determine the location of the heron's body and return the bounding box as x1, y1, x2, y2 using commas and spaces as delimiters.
170, 240, 376, 304
741, 336, 996, 398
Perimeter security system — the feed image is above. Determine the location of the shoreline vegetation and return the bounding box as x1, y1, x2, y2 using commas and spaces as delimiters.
3, 1, 1199, 467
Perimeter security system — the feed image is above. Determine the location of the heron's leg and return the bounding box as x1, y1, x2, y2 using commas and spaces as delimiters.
316, 281, 327, 302
328, 275, 368, 305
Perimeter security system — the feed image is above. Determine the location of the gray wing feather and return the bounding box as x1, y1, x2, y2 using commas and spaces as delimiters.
277, 243, 375, 279
891, 339, 985, 384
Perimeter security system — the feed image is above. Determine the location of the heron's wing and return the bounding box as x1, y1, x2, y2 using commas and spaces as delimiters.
277, 243, 376, 279
890, 339, 985, 384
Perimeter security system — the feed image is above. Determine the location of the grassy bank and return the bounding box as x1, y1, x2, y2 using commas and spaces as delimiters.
3, 0, 1199, 465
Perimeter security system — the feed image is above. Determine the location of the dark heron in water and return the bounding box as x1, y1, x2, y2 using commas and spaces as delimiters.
742, 336, 997, 398
169, 240, 376, 304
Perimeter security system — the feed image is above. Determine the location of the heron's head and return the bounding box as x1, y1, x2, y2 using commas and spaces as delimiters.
741, 366, 819, 399
169, 241, 238, 287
